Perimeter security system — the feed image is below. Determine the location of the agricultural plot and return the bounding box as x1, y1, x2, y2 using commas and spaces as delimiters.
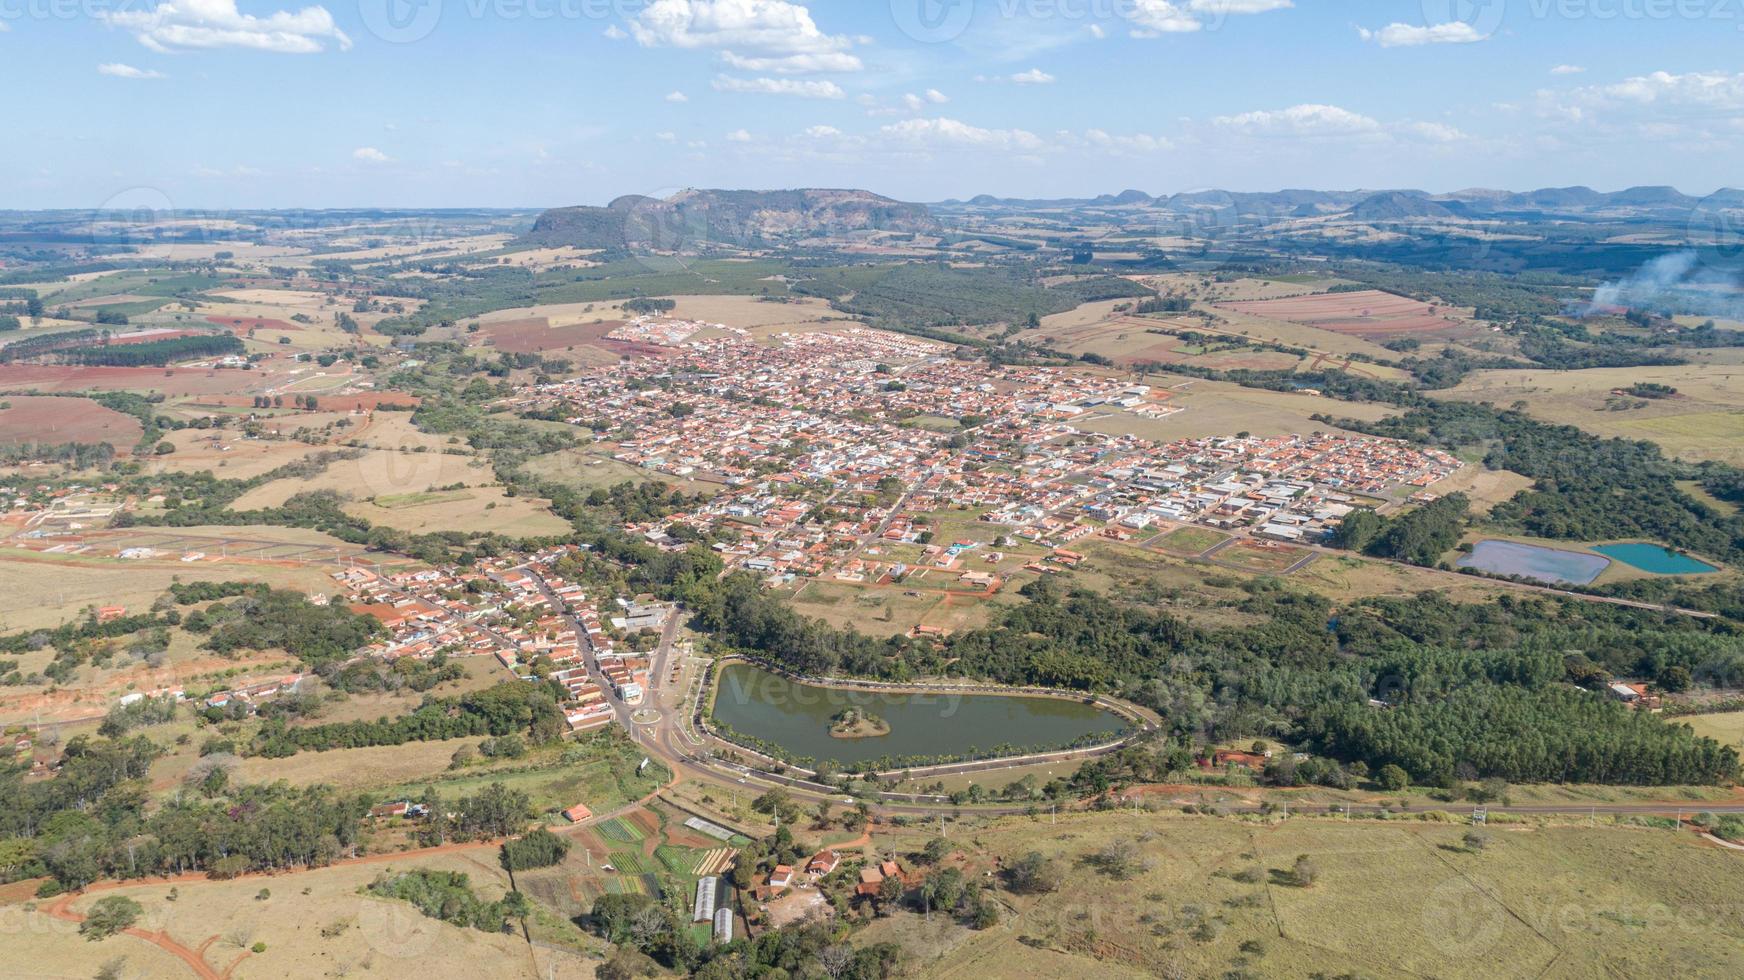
1072, 377, 1393, 441
0, 396, 143, 448
1218, 288, 1476, 341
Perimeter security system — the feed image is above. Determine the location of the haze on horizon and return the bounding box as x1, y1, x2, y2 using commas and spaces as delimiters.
5, 0, 1744, 208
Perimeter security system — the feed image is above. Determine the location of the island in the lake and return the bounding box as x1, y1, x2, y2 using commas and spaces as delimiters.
829, 706, 891, 740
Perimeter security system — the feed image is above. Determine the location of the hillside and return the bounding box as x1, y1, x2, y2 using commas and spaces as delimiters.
524, 188, 938, 249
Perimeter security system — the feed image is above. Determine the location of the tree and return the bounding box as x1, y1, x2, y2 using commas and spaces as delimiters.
1376, 764, 1411, 791
817, 945, 855, 980
1006, 851, 1062, 894
80, 897, 143, 941
1290, 854, 1319, 888
1463, 829, 1492, 853
921, 836, 951, 865
27, 294, 45, 320
876, 873, 904, 910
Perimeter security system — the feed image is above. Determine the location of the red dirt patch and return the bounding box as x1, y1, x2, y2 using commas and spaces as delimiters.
0, 395, 143, 447
481, 318, 665, 358
0, 364, 260, 396
1217, 289, 1472, 340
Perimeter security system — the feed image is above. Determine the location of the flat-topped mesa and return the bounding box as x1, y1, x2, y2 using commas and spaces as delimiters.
524, 188, 939, 250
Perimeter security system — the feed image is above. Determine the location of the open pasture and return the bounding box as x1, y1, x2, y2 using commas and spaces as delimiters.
863, 809, 1744, 980
1441, 363, 1744, 464
1071, 376, 1393, 442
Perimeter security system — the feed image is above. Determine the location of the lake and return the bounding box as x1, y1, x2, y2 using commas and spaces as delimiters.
709, 663, 1130, 766
1457, 540, 1611, 585
1593, 543, 1720, 576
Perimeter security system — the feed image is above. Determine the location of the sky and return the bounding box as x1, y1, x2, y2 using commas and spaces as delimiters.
5, 0, 1744, 208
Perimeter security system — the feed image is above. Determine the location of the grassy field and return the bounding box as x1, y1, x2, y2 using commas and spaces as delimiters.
3, 849, 585, 980
345, 485, 570, 537
230, 448, 491, 509
1681, 710, 1744, 752
520, 447, 727, 497
1442, 363, 1744, 464
1072, 376, 1393, 442
1153, 525, 1231, 556
861, 809, 1744, 980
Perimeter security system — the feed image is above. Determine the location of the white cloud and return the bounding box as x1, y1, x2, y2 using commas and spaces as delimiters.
718, 50, 860, 74
353, 147, 390, 163
803, 124, 842, 138
725, 128, 754, 142
100, 0, 351, 54
98, 63, 165, 79
630, 0, 861, 74
1214, 103, 1382, 136
924, 88, 949, 104
1551, 64, 1586, 75
1539, 71, 1744, 129
665, 90, 689, 102
604, 24, 627, 40
1586, 70, 1744, 109
655, 131, 678, 141
1081, 129, 1173, 153
1088, 23, 1106, 38
1406, 121, 1469, 143
712, 75, 844, 98
901, 93, 925, 111
880, 117, 1044, 151
1357, 22, 1488, 48
1011, 68, 1055, 85
1188, 0, 1293, 13
1122, 0, 1290, 37
1126, 0, 1202, 35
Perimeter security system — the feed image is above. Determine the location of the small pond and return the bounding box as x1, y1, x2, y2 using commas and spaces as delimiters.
1592, 543, 1719, 576
1456, 540, 1611, 585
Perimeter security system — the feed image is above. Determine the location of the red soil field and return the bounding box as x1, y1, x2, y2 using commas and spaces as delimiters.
0, 363, 260, 396
482, 317, 663, 357
0, 395, 143, 447
1217, 289, 1470, 339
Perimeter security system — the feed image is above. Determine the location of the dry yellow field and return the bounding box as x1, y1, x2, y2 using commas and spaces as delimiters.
1443, 363, 1744, 464
1072, 376, 1393, 442
861, 809, 1744, 980
344, 485, 570, 537
6, 850, 597, 980
231, 449, 492, 509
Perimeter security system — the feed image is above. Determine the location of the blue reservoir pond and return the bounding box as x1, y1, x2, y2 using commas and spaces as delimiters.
1592, 543, 1720, 576
1456, 540, 1611, 585
709, 663, 1129, 766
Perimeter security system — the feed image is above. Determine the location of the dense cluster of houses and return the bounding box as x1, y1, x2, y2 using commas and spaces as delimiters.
497, 329, 1459, 582
333, 544, 660, 734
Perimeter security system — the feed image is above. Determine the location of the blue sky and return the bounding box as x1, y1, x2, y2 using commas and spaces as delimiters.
5, 0, 1744, 208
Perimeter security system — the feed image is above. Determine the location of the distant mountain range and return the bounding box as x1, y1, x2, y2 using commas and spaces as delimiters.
525, 188, 939, 249
938, 186, 1743, 221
